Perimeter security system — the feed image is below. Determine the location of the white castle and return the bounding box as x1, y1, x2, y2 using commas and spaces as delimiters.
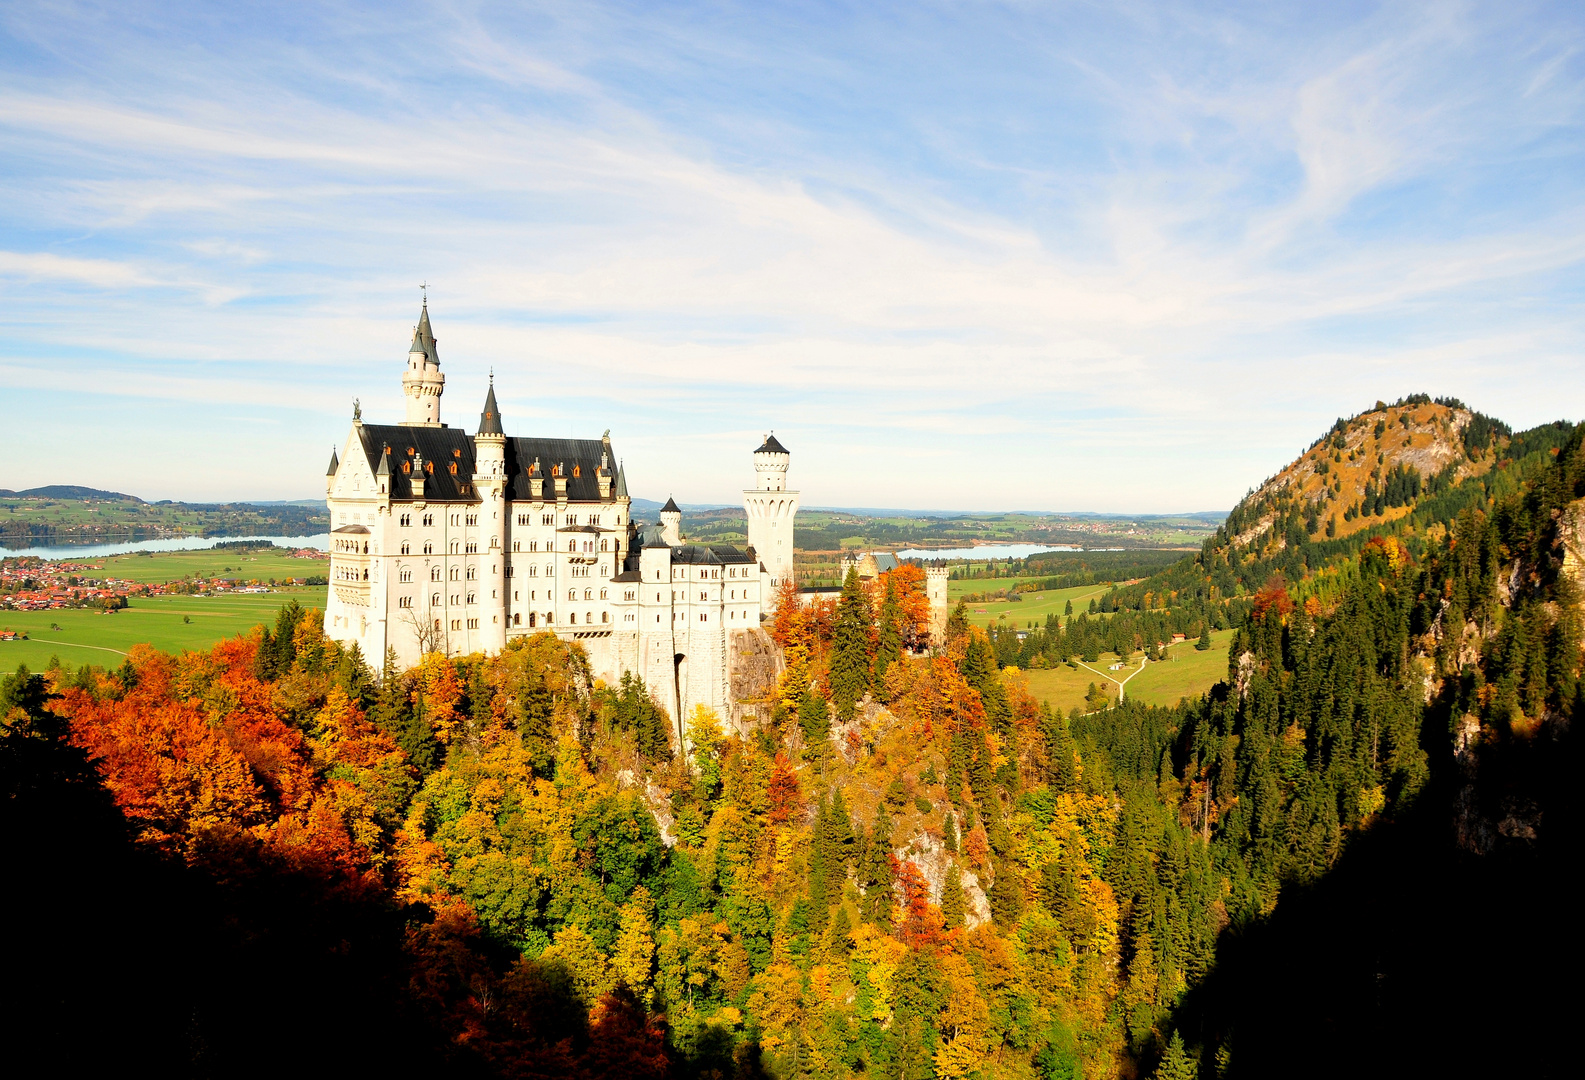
322, 302, 800, 728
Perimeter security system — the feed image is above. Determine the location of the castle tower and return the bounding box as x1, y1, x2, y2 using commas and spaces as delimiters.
660, 496, 682, 546
926, 565, 950, 645
743, 433, 799, 608
401, 301, 445, 427
473, 377, 509, 652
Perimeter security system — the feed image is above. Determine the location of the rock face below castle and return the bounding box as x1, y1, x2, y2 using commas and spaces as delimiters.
323, 302, 798, 742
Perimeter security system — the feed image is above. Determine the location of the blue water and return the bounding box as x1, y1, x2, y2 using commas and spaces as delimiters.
0, 533, 330, 561
895, 543, 1085, 561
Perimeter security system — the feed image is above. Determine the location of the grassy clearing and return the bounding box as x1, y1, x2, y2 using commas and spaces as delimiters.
0, 587, 326, 673
1012, 629, 1236, 716
65, 547, 327, 584
957, 583, 1117, 629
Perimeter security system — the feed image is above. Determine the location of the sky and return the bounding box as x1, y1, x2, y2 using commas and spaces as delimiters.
1, 1, 1583, 512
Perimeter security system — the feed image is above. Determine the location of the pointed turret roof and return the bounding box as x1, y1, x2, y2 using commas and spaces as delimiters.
376, 445, 391, 476
614, 463, 629, 498
326, 447, 339, 476
662, 496, 680, 513
409, 302, 438, 364
756, 432, 789, 455
477, 376, 503, 435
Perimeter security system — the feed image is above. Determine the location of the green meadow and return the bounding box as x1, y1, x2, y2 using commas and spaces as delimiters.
1015, 629, 1236, 715
76, 547, 328, 584
0, 587, 327, 673
954, 582, 1120, 629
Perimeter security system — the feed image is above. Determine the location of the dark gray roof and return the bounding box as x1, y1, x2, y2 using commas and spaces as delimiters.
672, 543, 755, 565
410, 303, 438, 364
756, 433, 789, 455
356, 425, 477, 502
505, 437, 615, 502
614, 465, 629, 499
661, 496, 680, 513
611, 569, 642, 582
478, 380, 503, 435
637, 523, 668, 549
332, 524, 369, 534
354, 427, 620, 503
874, 553, 899, 573
326, 448, 339, 476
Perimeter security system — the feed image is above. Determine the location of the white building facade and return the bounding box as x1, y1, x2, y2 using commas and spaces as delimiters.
323, 303, 792, 728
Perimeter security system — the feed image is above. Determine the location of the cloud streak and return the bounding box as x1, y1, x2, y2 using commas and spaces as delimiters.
0, 0, 1582, 508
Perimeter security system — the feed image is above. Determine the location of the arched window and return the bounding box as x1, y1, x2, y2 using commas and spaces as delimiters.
570, 612, 577, 624
568, 589, 577, 600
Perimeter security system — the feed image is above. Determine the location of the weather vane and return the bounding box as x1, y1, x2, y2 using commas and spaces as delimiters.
420, 281, 427, 304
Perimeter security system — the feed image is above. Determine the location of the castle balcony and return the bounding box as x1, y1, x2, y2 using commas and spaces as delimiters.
331, 526, 372, 607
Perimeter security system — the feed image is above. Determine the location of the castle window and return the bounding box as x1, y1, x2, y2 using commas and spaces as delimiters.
528, 613, 536, 627
570, 612, 577, 624
432, 594, 440, 606
466, 593, 476, 605
466, 566, 477, 580
543, 514, 554, 525
400, 570, 413, 583
513, 614, 520, 626
600, 588, 608, 600
590, 515, 600, 525
400, 514, 411, 527
625, 591, 635, 601
451, 514, 459, 526
568, 589, 577, 600
600, 539, 608, 552
468, 618, 478, 629
401, 542, 410, 555
430, 568, 441, 581
451, 619, 461, 631
423, 514, 434, 527
616, 514, 622, 524
584, 588, 593, 600
450, 567, 460, 580
529, 565, 537, 577
700, 613, 707, 622
567, 514, 576, 525
424, 542, 433, 554
450, 541, 459, 554
513, 541, 520, 552
399, 596, 412, 608
466, 514, 477, 526
465, 541, 477, 553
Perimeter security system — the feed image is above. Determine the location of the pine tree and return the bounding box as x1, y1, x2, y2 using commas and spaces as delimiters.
989, 860, 1024, 928
942, 810, 959, 854
830, 566, 874, 722
798, 689, 830, 762
873, 577, 903, 695
1154, 1032, 1196, 1080
1196, 624, 1212, 651
858, 808, 896, 927
942, 864, 966, 930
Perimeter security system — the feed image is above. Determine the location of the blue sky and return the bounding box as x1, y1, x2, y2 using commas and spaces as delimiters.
2, 1, 1582, 511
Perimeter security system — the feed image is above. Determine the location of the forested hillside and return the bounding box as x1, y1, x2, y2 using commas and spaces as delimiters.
3, 404, 1580, 1078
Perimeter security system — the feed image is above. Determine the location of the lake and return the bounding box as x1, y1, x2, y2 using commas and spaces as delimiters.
0, 534, 331, 561
894, 543, 1087, 561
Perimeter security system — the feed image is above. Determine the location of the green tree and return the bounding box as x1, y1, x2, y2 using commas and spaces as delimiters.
873, 577, 903, 695
942, 864, 966, 930
1155, 1031, 1196, 1080
1195, 624, 1212, 651
830, 566, 874, 721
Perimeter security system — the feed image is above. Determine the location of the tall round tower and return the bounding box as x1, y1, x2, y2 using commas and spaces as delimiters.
401, 301, 445, 427
743, 433, 799, 608
473, 376, 508, 652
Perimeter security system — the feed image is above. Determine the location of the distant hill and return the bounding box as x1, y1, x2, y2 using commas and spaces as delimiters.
0, 485, 141, 501
1223, 395, 1532, 547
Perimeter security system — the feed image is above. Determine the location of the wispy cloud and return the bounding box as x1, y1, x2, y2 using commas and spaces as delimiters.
0, 0, 1581, 507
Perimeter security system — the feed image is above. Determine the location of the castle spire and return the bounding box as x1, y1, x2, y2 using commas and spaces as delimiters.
477, 374, 503, 436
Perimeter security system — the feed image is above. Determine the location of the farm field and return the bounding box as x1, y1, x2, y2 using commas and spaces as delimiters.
957, 583, 1119, 629
68, 547, 328, 584
1015, 629, 1236, 715
0, 587, 325, 673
